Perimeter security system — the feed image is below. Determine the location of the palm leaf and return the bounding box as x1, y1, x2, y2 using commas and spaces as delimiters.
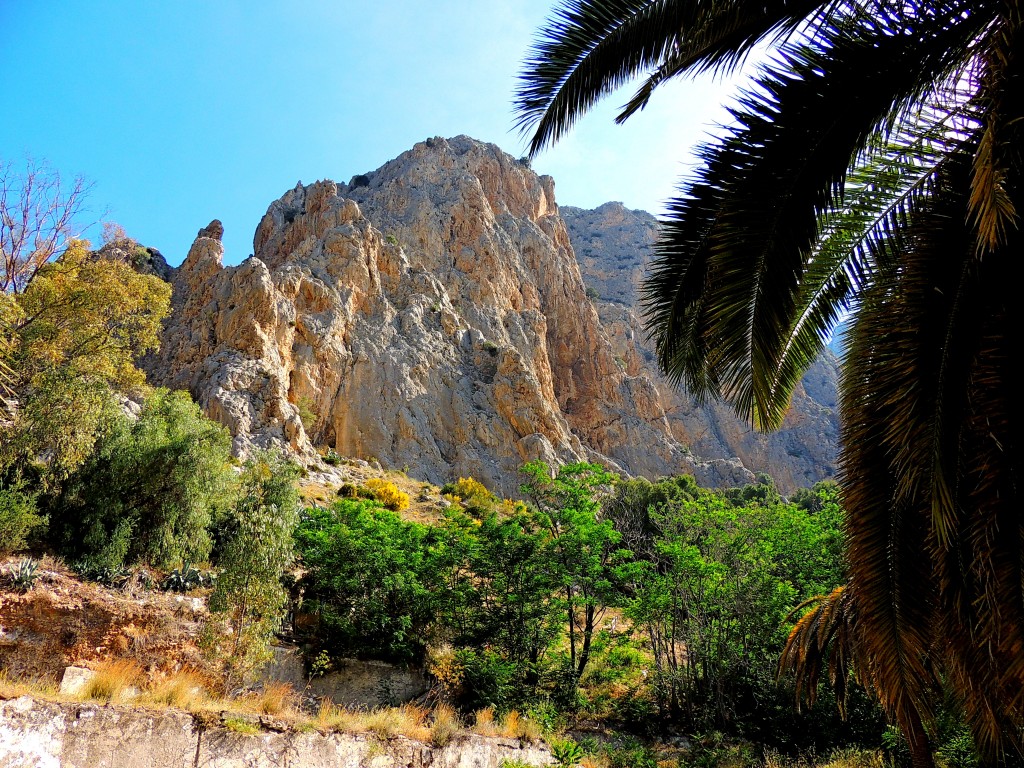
642, 5, 987, 429
515, 0, 835, 156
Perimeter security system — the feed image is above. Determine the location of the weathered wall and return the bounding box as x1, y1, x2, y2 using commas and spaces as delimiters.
0, 696, 551, 768
263, 647, 428, 708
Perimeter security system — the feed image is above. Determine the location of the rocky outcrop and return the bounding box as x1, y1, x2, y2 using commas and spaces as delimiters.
563, 202, 839, 492
145, 136, 754, 494
0, 696, 552, 768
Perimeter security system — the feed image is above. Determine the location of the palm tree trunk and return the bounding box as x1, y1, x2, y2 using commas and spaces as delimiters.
898, 705, 935, 768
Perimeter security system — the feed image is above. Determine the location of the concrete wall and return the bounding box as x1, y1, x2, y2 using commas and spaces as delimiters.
0, 696, 551, 768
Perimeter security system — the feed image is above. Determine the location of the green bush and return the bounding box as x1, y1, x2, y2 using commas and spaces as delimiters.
206, 450, 300, 687
0, 485, 45, 553
48, 389, 234, 569
295, 499, 432, 662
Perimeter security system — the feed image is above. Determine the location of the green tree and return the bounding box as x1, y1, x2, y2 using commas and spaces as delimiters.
432, 506, 562, 707
517, 1, 1023, 760
207, 451, 300, 688
295, 498, 434, 663
625, 491, 846, 731
0, 483, 44, 554
48, 389, 234, 569
1, 241, 170, 486
521, 461, 624, 688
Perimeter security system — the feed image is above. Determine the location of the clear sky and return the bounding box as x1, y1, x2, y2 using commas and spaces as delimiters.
1, 1, 733, 266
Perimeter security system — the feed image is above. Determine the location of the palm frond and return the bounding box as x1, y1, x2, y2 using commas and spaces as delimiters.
515, 0, 835, 156
615, 0, 838, 122
780, 585, 860, 716
642, 3, 988, 429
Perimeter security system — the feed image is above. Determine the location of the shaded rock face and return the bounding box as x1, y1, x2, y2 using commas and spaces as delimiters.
145, 136, 754, 494
563, 202, 839, 493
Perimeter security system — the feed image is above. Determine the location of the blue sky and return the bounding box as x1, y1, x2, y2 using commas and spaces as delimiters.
1, 1, 732, 266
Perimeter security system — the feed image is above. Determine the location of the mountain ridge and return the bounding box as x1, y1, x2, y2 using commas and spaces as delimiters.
142, 136, 834, 494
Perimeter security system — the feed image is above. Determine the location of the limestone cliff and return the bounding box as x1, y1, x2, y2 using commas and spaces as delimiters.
144, 136, 754, 495
563, 202, 839, 492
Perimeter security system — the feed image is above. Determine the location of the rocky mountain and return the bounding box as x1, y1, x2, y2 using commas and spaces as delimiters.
144, 136, 756, 495
563, 202, 839, 492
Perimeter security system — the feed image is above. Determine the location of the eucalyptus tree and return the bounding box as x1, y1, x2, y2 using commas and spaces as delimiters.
517, 1, 1024, 762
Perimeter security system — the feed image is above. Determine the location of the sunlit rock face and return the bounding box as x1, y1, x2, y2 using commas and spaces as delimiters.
145, 136, 766, 494
563, 202, 840, 494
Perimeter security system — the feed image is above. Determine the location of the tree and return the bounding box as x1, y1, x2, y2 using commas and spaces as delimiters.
517, 1, 1023, 761
207, 451, 300, 689
1, 158, 91, 294
294, 498, 434, 663
48, 389, 235, 569
521, 461, 624, 689
0, 241, 171, 485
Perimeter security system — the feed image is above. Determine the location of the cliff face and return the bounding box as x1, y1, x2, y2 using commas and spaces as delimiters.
563, 202, 839, 492
145, 136, 753, 494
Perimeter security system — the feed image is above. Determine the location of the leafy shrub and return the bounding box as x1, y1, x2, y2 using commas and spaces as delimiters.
162, 561, 206, 593
74, 561, 132, 589
206, 451, 300, 688
363, 478, 410, 512
48, 389, 234, 570
322, 449, 342, 466
552, 740, 585, 767
295, 499, 432, 662
338, 483, 357, 498
295, 396, 317, 432
0, 486, 44, 553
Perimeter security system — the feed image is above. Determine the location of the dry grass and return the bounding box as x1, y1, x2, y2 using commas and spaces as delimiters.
361, 703, 432, 741
430, 703, 462, 747
471, 706, 499, 737
82, 659, 143, 702
142, 670, 210, 710
498, 710, 543, 742
246, 682, 297, 717
0, 671, 59, 700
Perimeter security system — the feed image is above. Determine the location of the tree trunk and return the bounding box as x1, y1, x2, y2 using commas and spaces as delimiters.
898, 705, 935, 768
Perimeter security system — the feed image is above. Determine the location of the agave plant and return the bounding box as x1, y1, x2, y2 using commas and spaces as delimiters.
162, 561, 203, 593
10, 557, 39, 592
518, 0, 1024, 763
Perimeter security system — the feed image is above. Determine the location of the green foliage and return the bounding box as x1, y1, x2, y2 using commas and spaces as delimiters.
521, 461, 625, 687
295, 498, 432, 662
74, 562, 131, 589
295, 396, 317, 432
551, 739, 585, 767
48, 389, 234, 570
0, 484, 45, 553
0, 243, 171, 486
207, 450, 300, 687
623, 491, 847, 733
162, 561, 208, 593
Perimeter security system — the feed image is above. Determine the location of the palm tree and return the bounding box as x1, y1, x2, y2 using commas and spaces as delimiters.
516, 0, 1023, 762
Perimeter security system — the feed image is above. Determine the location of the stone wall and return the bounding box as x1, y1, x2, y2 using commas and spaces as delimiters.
0, 696, 551, 768
263, 647, 429, 708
